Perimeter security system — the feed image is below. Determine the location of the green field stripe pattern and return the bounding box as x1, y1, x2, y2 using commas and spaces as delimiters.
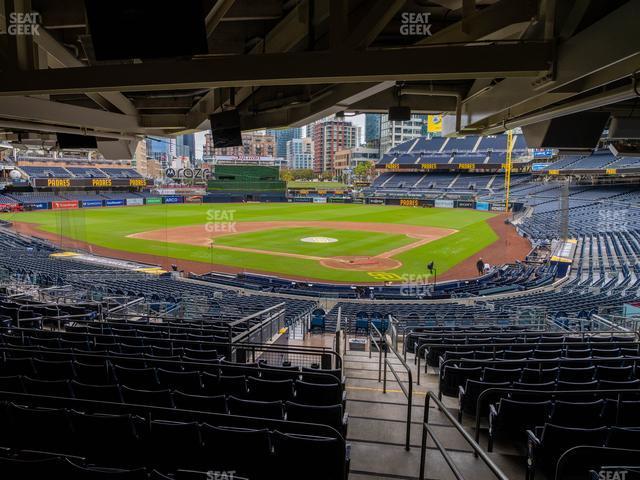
213, 227, 415, 257
7, 203, 498, 283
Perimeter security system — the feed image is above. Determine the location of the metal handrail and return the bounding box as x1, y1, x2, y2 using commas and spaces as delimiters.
419, 391, 510, 480
370, 322, 413, 451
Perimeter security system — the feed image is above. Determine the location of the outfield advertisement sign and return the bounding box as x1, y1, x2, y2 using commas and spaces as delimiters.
162, 196, 183, 204
366, 198, 385, 205
476, 201, 490, 211
25, 202, 48, 210
292, 197, 313, 203
145, 197, 162, 204
51, 200, 79, 210
312, 197, 327, 204
33, 178, 152, 188
82, 200, 103, 208
126, 198, 144, 206
434, 199, 454, 208
456, 200, 475, 209
184, 195, 203, 204
105, 199, 125, 207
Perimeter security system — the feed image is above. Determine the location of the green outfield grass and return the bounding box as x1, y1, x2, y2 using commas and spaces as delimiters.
213, 227, 415, 257
6, 203, 498, 283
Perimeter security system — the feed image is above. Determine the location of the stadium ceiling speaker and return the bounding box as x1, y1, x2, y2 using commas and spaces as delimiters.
388, 106, 411, 122
521, 111, 610, 149
84, 0, 208, 60
56, 133, 98, 149
210, 110, 243, 148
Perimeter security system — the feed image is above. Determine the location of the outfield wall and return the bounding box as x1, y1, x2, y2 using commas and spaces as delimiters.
365, 196, 524, 212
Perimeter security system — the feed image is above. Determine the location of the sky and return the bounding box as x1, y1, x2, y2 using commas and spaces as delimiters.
193, 113, 368, 160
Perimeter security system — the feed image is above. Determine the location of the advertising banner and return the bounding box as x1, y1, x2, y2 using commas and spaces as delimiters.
366, 198, 385, 205
162, 196, 183, 204
293, 197, 313, 203
126, 198, 144, 206
531, 163, 551, 172
184, 195, 203, 204
25, 202, 48, 210
51, 200, 79, 210
82, 200, 103, 208
105, 199, 125, 207
476, 201, 490, 211
145, 197, 162, 205
434, 199, 454, 208
421, 199, 435, 207
34, 178, 153, 188
456, 200, 475, 209
490, 202, 514, 212
427, 115, 442, 133
312, 197, 327, 204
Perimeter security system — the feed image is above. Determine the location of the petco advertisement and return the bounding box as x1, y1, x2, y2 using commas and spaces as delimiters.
126, 198, 144, 206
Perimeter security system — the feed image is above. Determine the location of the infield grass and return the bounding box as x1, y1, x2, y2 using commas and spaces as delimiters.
6, 203, 498, 282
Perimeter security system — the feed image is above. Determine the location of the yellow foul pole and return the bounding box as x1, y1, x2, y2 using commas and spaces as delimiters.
504, 129, 513, 214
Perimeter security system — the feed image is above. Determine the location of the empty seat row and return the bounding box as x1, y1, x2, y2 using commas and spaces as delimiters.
527, 424, 640, 480
440, 360, 640, 396
0, 369, 344, 405
0, 349, 343, 386
430, 345, 640, 367
0, 402, 348, 480
489, 398, 640, 451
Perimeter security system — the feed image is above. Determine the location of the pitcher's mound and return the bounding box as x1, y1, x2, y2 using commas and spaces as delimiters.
320, 256, 402, 271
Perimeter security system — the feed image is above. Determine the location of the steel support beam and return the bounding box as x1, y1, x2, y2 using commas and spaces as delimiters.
0, 96, 142, 133
458, 0, 640, 133
0, 43, 552, 96
33, 26, 139, 117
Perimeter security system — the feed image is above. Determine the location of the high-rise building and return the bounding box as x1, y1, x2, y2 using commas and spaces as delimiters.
266, 128, 302, 158
145, 137, 174, 169
310, 119, 360, 174
286, 138, 314, 170
176, 134, 196, 163
364, 114, 381, 144
207, 132, 276, 158
380, 114, 428, 154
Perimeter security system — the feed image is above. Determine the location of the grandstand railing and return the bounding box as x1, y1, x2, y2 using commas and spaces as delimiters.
369, 323, 413, 451
419, 391, 509, 480
229, 302, 287, 345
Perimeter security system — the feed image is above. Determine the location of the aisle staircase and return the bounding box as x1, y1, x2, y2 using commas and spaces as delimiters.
340, 330, 530, 480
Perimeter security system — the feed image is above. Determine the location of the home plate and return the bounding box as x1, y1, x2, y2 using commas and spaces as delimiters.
300, 236, 338, 243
